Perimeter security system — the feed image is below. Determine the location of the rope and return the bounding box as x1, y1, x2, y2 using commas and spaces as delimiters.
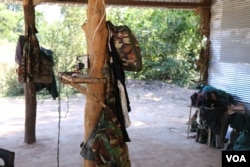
92, 0, 106, 41
57, 79, 62, 167
90, 0, 106, 66
63, 85, 70, 118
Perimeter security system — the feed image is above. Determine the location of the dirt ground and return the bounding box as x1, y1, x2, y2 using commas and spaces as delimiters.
0, 80, 222, 167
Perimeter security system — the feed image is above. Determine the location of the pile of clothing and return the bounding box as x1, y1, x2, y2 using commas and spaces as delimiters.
190, 84, 250, 151
189, 84, 234, 148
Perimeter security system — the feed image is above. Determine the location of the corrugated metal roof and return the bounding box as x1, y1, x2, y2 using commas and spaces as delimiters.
130, 0, 205, 2
0, 0, 211, 8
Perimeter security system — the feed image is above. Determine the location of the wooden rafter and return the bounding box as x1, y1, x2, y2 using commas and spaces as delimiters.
10, 0, 211, 8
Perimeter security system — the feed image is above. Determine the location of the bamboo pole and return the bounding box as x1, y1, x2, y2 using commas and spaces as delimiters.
23, 0, 37, 144
83, 0, 108, 166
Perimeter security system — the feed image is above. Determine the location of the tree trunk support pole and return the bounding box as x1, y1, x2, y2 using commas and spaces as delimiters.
83, 0, 108, 166
198, 4, 211, 83
23, 0, 37, 144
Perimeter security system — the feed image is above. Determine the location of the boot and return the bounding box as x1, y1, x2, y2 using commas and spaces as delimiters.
199, 129, 208, 144
196, 128, 201, 142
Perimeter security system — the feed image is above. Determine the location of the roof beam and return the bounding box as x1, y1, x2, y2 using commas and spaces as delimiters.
32, 0, 86, 6
29, 0, 210, 8
107, 0, 211, 9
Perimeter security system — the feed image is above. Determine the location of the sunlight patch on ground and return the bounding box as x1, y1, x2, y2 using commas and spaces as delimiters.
144, 93, 162, 101
131, 121, 146, 127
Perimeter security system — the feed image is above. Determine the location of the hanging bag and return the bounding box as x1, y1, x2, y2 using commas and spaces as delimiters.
107, 21, 142, 72
80, 107, 131, 167
22, 25, 54, 84
15, 35, 27, 83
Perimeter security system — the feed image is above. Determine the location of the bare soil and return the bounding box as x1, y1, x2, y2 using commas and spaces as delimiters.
0, 80, 221, 167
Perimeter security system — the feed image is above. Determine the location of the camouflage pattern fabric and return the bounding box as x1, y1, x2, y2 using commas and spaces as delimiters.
91, 107, 131, 167
107, 21, 142, 72
21, 25, 53, 84
32, 48, 54, 84
80, 57, 131, 166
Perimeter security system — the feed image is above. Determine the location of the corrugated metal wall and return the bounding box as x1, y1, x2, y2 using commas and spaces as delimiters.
209, 0, 250, 111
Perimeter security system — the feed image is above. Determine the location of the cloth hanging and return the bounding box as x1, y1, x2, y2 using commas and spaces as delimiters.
107, 32, 131, 142
117, 80, 131, 128
200, 106, 224, 134
15, 35, 26, 65
15, 25, 58, 99
80, 107, 131, 167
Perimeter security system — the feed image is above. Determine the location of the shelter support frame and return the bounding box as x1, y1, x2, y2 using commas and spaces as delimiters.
23, 0, 37, 144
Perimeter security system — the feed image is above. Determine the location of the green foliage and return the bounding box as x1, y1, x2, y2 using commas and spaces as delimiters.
37, 6, 87, 73
0, 63, 23, 96
107, 8, 201, 87
36, 6, 88, 96
0, 4, 24, 42
0, 4, 201, 97
0, 4, 89, 97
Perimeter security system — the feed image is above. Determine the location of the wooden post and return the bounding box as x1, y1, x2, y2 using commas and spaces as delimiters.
83, 0, 108, 166
23, 0, 37, 144
200, 6, 211, 83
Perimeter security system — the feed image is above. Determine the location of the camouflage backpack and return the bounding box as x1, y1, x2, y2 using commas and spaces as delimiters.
16, 25, 54, 84
107, 21, 142, 72
80, 107, 131, 167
